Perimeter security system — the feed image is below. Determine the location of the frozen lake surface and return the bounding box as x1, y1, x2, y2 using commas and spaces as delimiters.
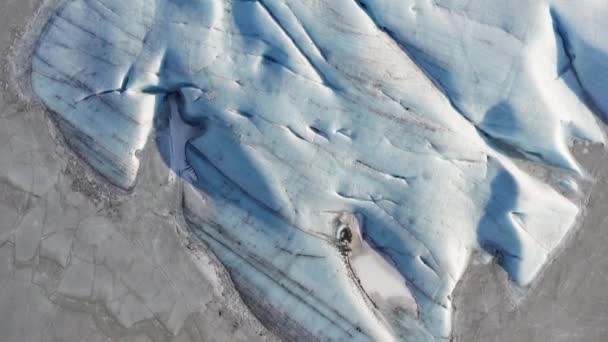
31, 0, 608, 340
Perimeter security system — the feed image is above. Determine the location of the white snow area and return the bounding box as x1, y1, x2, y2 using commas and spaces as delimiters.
31, 0, 608, 340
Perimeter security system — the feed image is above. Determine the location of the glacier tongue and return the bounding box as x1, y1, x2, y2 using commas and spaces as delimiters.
32, 0, 606, 340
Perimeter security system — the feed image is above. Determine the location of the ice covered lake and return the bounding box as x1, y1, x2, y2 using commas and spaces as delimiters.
31, 0, 608, 340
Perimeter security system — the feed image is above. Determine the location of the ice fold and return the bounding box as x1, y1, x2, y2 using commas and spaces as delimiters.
32, 0, 606, 340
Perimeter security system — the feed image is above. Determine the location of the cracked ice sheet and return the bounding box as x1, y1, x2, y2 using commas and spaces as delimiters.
31, 0, 606, 340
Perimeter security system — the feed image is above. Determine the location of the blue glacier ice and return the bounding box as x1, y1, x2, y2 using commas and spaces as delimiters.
32, 0, 607, 340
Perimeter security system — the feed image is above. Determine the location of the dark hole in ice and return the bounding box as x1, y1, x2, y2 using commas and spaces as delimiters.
338, 226, 353, 244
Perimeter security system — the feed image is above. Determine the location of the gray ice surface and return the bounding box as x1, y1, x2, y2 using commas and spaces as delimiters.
0, 1, 276, 342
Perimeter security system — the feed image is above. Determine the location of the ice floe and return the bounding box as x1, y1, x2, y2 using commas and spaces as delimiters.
32, 0, 607, 340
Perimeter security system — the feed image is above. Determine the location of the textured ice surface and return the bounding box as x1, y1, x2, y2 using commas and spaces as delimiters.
31, 0, 607, 340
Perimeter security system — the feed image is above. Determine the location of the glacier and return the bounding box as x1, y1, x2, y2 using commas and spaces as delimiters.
31, 0, 607, 340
